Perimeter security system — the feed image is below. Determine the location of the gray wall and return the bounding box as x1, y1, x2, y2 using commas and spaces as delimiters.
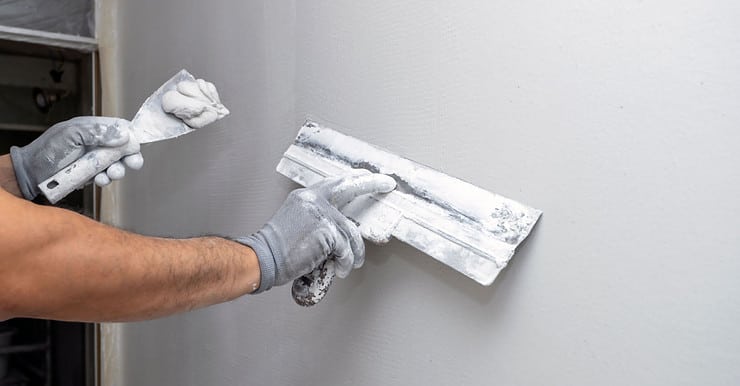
104, 1, 740, 385
0, 0, 94, 36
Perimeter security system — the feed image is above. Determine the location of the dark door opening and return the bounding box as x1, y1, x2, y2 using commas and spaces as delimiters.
0, 38, 97, 386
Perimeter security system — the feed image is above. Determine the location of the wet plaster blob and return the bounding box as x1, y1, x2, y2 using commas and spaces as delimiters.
105, 1, 740, 386
162, 79, 230, 129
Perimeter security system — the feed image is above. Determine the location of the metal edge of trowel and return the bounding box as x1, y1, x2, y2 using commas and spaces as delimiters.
277, 120, 542, 287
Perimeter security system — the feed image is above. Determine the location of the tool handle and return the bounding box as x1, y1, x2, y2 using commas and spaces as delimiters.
38, 140, 139, 204
291, 260, 336, 306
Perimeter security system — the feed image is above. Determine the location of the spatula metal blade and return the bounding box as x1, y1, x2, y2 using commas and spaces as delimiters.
277, 121, 542, 286
131, 69, 196, 144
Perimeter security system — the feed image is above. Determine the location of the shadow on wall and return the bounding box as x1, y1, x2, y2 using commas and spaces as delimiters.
343, 216, 544, 309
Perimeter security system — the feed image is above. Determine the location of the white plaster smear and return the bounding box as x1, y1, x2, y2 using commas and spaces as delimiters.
278, 122, 542, 286
162, 78, 230, 129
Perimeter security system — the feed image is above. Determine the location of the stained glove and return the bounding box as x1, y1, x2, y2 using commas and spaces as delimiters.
10, 116, 144, 200
238, 172, 397, 293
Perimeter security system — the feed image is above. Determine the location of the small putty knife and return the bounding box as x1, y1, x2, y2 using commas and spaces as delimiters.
39, 70, 228, 204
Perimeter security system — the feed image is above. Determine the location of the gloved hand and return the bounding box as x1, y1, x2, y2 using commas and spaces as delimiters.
10, 116, 144, 200
238, 172, 397, 293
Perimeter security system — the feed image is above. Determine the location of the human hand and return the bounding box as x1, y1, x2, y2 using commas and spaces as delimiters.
237, 172, 396, 293
10, 116, 144, 200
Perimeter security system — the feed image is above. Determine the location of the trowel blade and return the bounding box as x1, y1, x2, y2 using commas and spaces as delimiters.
277, 121, 542, 286
130, 69, 197, 144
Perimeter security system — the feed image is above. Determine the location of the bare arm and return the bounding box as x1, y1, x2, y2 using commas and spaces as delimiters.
0, 186, 260, 322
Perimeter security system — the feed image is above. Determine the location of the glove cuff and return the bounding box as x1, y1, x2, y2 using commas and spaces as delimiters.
9, 146, 38, 200
235, 234, 276, 294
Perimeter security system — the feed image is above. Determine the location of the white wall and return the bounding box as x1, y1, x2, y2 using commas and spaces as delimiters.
103, 1, 740, 385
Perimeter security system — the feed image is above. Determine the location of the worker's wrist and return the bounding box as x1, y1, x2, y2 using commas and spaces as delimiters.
234, 234, 276, 294
0, 154, 23, 198
240, 244, 262, 295
8, 147, 36, 200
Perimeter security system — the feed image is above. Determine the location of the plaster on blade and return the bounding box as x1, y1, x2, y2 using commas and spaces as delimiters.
38, 70, 229, 204
277, 121, 542, 305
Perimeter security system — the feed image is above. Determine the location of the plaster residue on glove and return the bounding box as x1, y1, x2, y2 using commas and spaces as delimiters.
162, 79, 230, 128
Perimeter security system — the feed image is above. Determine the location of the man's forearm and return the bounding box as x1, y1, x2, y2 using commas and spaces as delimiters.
0, 154, 22, 198
0, 189, 260, 322
26, 231, 261, 322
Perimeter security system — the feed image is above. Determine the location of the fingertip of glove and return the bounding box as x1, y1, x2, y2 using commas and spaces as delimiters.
94, 172, 111, 186
123, 153, 144, 170
106, 162, 126, 180
374, 174, 397, 193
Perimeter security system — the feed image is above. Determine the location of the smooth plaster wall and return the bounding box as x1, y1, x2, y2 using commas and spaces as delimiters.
103, 1, 740, 385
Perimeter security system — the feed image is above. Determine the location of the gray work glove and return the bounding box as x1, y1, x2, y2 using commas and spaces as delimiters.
238, 172, 397, 293
10, 116, 144, 200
